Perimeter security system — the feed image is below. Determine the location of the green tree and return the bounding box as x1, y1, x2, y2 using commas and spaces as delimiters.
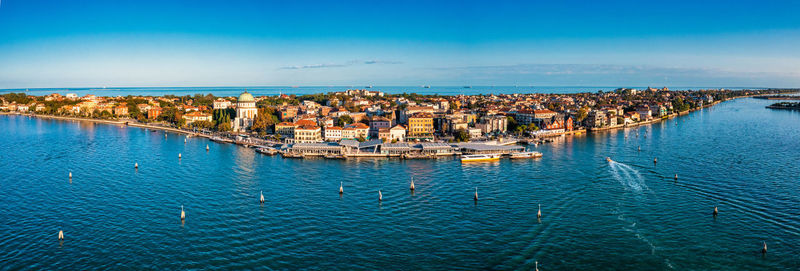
507, 116, 519, 131
454, 128, 470, 142
576, 107, 589, 122
336, 115, 353, 127
251, 108, 278, 135
217, 121, 232, 132
192, 120, 215, 130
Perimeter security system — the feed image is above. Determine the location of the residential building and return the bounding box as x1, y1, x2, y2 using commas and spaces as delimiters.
324, 126, 342, 141
182, 111, 213, 124
275, 122, 297, 138
212, 98, 232, 110
408, 113, 434, 137
294, 125, 322, 143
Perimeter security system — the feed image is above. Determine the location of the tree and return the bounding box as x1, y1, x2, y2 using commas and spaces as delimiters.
507, 116, 519, 131
192, 120, 215, 130
576, 107, 589, 122
251, 108, 278, 135
217, 122, 232, 132
337, 115, 353, 127
454, 128, 470, 142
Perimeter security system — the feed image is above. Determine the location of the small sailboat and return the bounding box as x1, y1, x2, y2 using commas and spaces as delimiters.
178, 153, 182, 159
58, 230, 64, 240
206, 144, 210, 151
260, 191, 265, 203
762, 241, 767, 254
473, 187, 478, 201
135, 162, 138, 169
410, 177, 415, 191
339, 182, 343, 194
378, 190, 383, 201
180, 205, 185, 221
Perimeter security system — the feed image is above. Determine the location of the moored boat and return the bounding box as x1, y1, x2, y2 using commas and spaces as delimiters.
461, 153, 501, 162
256, 147, 278, 155
510, 151, 543, 159
210, 136, 233, 143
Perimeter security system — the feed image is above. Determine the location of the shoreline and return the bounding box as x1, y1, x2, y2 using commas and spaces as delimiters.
0, 112, 210, 138
585, 95, 749, 133
0, 94, 770, 159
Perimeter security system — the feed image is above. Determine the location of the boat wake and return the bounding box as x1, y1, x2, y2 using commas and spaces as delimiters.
608, 160, 648, 192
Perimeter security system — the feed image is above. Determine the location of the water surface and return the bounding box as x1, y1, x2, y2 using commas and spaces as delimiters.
0, 97, 798, 269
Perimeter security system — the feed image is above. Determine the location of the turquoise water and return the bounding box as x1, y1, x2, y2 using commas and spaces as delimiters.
0, 97, 798, 269
0, 86, 752, 97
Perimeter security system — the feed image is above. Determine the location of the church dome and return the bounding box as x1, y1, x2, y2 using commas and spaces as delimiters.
238, 91, 255, 102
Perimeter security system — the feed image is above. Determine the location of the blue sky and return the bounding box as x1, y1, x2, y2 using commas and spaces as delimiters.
0, 0, 799, 88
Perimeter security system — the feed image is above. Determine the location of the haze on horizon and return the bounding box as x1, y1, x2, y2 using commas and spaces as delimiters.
0, 0, 799, 89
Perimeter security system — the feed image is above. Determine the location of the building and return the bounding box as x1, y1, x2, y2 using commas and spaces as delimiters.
233, 91, 258, 132
368, 116, 392, 138
114, 105, 129, 117
586, 110, 606, 128
147, 106, 162, 120
294, 125, 322, 143
636, 106, 652, 120
343, 123, 370, 140
182, 111, 213, 124
408, 113, 434, 138
514, 109, 536, 126
468, 128, 482, 139
212, 98, 232, 110
275, 122, 297, 139
324, 126, 342, 141
389, 125, 406, 142
476, 115, 507, 134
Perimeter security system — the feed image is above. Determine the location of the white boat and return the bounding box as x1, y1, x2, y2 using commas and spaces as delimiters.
461, 153, 501, 162
210, 136, 233, 143
256, 147, 278, 155
510, 151, 543, 159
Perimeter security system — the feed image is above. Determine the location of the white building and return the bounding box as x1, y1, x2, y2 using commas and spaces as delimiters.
213, 99, 232, 110
233, 91, 258, 132
324, 126, 342, 141
468, 128, 482, 139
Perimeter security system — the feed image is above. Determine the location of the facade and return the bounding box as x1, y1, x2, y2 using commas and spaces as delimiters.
233, 91, 258, 132
324, 126, 342, 141
476, 115, 507, 134
147, 107, 162, 120
343, 123, 370, 139
389, 125, 406, 142
114, 105, 129, 116
182, 111, 213, 124
408, 113, 434, 137
468, 128, 482, 139
368, 116, 392, 138
275, 122, 297, 138
212, 98, 231, 110
294, 125, 322, 143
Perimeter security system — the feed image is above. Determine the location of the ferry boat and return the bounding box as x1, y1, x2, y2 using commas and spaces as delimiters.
510, 151, 543, 159
461, 153, 501, 162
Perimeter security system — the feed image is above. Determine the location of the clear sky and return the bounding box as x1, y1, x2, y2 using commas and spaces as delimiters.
0, 0, 799, 88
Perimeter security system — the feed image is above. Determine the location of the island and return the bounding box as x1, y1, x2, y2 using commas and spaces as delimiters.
1, 87, 797, 159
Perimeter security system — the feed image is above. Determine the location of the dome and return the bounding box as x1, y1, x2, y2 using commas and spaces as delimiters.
238, 91, 255, 102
